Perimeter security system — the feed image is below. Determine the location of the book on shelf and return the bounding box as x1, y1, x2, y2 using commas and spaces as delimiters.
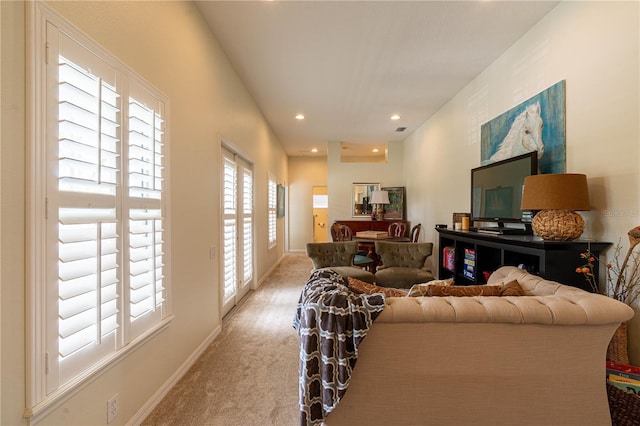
607, 361, 640, 395
607, 361, 640, 376
607, 369, 640, 383
355, 230, 389, 239
608, 375, 640, 395
443, 246, 455, 272
463, 248, 476, 280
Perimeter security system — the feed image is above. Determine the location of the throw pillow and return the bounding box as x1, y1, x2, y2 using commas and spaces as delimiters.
495, 280, 526, 296
347, 277, 408, 297
424, 280, 525, 297
426, 285, 502, 297
407, 278, 454, 297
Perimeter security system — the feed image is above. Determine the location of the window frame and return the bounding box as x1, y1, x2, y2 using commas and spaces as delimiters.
26, 2, 173, 419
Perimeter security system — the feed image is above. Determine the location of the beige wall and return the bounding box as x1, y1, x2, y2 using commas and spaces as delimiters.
288, 141, 406, 252
288, 156, 328, 251
327, 140, 405, 226
403, 1, 640, 363
1, 1, 26, 423
1, 1, 287, 424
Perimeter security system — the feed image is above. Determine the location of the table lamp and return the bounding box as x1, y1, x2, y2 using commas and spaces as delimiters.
520, 173, 590, 241
370, 190, 390, 220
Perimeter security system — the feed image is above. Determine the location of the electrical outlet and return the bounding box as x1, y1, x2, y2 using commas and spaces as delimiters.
107, 394, 119, 424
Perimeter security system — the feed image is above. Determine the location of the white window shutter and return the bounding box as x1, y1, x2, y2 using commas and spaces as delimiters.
268, 176, 277, 246
32, 9, 171, 406
127, 81, 167, 340
50, 30, 122, 389
222, 153, 237, 303
242, 166, 253, 283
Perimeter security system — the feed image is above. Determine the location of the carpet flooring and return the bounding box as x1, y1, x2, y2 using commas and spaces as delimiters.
142, 253, 310, 426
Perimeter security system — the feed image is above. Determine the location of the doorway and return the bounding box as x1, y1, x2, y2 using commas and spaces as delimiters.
313, 186, 328, 242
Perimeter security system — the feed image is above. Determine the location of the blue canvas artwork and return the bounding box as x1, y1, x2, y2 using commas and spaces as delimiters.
481, 80, 566, 174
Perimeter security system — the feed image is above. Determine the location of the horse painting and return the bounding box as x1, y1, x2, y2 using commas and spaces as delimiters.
489, 102, 544, 162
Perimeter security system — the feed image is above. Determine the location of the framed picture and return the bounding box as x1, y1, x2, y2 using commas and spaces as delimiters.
382, 186, 405, 220
277, 184, 285, 218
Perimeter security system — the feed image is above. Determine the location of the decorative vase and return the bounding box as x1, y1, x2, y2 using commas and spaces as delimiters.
607, 321, 630, 365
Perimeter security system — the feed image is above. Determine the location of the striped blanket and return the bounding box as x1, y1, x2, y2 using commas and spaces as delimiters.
293, 269, 386, 426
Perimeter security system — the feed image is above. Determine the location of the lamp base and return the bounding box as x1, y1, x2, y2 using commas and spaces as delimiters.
377, 207, 384, 221
531, 209, 585, 241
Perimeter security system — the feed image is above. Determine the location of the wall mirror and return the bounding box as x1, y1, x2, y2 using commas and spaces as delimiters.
352, 183, 380, 217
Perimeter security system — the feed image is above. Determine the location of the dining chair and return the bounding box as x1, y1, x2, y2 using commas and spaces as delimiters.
388, 222, 407, 237
410, 223, 422, 242
330, 223, 375, 271
331, 223, 353, 241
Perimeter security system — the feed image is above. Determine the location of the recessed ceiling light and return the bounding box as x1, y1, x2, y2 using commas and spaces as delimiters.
390, 114, 401, 120
311, 148, 318, 153
372, 148, 379, 153
296, 114, 305, 120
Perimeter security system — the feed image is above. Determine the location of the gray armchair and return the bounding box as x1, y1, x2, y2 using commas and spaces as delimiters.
374, 241, 435, 288
305, 241, 376, 283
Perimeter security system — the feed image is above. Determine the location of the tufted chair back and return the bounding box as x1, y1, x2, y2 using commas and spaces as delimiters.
305, 241, 357, 268
375, 241, 433, 269
305, 241, 376, 283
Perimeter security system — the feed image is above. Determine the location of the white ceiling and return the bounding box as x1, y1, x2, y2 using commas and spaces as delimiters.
196, 1, 559, 157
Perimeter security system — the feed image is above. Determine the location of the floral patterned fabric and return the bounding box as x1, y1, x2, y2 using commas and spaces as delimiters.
293, 269, 386, 426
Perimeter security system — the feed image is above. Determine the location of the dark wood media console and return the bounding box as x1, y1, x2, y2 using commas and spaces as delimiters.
436, 228, 610, 292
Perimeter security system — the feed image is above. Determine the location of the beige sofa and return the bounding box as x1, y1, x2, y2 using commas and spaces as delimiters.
326, 266, 635, 426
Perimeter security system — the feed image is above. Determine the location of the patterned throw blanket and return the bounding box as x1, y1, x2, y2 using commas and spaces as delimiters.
293, 269, 386, 426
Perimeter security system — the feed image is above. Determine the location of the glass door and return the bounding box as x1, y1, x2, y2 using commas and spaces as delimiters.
222, 147, 254, 317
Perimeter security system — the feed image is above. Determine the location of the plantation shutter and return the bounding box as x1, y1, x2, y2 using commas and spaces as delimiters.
49, 27, 122, 389
127, 83, 167, 340
40, 16, 170, 400
241, 164, 253, 284
222, 150, 237, 304
268, 177, 277, 246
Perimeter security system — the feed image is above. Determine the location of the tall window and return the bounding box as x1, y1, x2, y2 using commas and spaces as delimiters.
268, 175, 277, 248
28, 4, 171, 412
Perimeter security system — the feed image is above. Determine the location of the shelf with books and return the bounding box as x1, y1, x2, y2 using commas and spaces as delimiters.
435, 228, 610, 290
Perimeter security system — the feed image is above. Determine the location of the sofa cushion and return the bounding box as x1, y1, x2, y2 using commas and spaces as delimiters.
347, 277, 409, 297
408, 278, 454, 296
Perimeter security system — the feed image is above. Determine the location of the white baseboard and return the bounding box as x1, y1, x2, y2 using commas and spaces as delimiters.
254, 253, 286, 289
127, 325, 222, 425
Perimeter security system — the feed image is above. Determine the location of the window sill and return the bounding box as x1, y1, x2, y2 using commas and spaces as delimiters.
25, 315, 174, 424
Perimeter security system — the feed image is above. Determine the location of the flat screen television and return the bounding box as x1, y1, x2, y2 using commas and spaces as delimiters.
470, 151, 538, 230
